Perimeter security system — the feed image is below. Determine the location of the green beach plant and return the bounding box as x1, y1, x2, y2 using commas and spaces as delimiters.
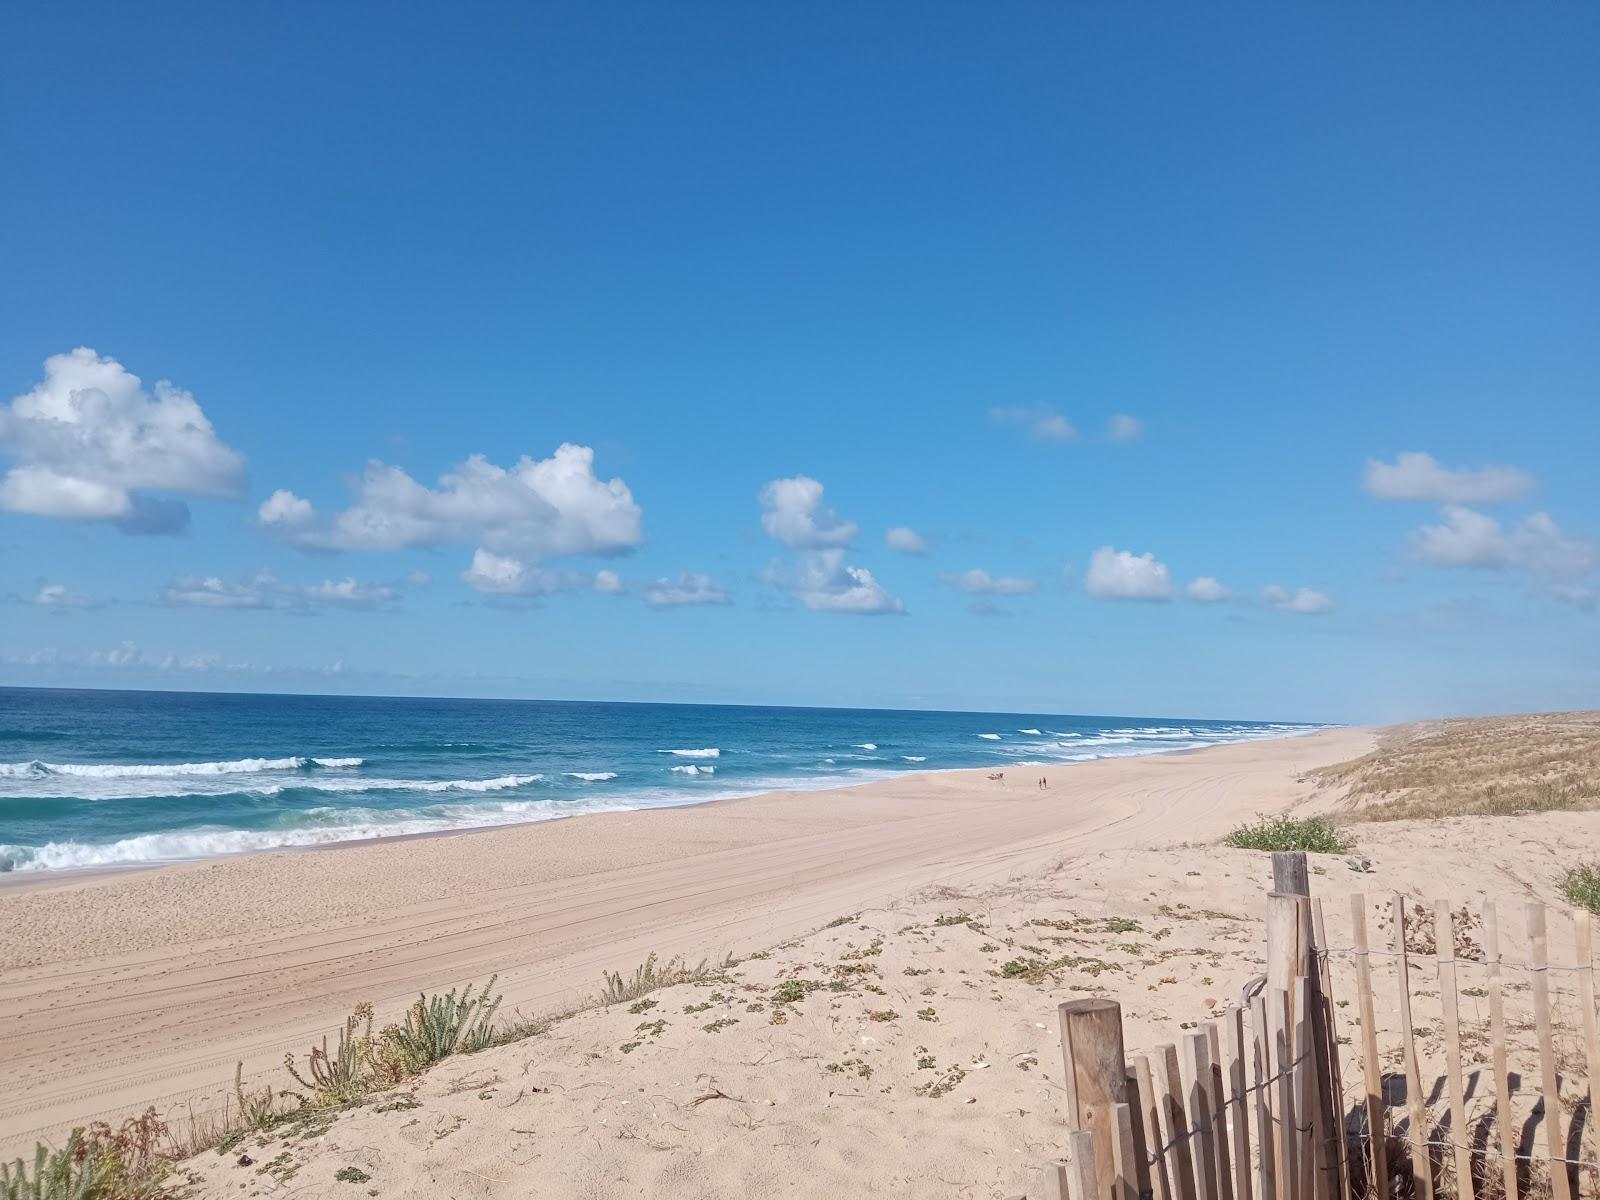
1559, 863, 1600, 914
597, 953, 723, 1006
379, 977, 501, 1073
1223, 814, 1351, 855
285, 1004, 376, 1104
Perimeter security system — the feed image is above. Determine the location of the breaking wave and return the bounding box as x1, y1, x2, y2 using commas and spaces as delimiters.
659, 748, 720, 759
670, 764, 715, 775
0, 756, 364, 778
565, 771, 618, 782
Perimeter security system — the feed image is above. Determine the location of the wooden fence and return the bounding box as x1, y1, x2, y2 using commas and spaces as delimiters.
1036, 852, 1599, 1200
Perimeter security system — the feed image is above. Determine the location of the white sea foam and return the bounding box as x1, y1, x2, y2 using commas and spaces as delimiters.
0, 755, 365, 778
670, 764, 715, 775
257, 774, 540, 796
1017, 728, 1042, 735
854, 743, 877, 751
901, 755, 927, 762
565, 771, 618, 782
659, 748, 720, 759
977, 733, 1002, 740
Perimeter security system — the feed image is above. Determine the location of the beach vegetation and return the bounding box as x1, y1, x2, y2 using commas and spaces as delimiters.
598, 952, 725, 1006
1223, 814, 1351, 854
1311, 713, 1600, 821
2, 1110, 169, 1200
1559, 864, 1600, 914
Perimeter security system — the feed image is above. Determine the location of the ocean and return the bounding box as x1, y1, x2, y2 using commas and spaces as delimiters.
0, 687, 1320, 872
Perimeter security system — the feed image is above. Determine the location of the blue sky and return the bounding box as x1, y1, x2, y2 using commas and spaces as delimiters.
1, 4, 1596, 724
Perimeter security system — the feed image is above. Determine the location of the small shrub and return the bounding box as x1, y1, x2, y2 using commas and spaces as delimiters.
378, 977, 501, 1075
1223, 815, 1351, 855
334, 1166, 372, 1184
598, 953, 718, 1006
2, 1110, 170, 1200
1560, 864, 1600, 914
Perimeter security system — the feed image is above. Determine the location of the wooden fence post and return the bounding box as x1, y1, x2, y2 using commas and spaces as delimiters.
1528, 903, 1572, 1200
1059, 998, 1130, 1200
1350, 893, 1389, 1200
1482, 901, 1517, 1200
1392, 894, 1434, 1200
1181, 1031, 1219, 1200
1134, 1054, 1174, 1200
1434, 900, 1474, 1200
1575, 912, 1600, 1190
1066, 1130, 1100, 1200
1250, 993, 1275, 1200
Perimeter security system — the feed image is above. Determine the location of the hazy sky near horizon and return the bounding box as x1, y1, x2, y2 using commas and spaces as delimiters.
2, 4, 1597, 724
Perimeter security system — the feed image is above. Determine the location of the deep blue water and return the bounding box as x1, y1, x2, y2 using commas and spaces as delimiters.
0, 688, 1319, 871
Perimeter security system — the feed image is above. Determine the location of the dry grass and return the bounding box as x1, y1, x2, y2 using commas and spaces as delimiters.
1309, 711, 1600, 822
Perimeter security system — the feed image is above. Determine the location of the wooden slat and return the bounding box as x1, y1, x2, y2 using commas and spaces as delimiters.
1291, 976, 1317, 1200
1575, 912, 1600, 1184
1392, 894, 1434, 1200
1482, 901, 1518, 1200
1066, 1129, 1100, 1200
1040, 1161, 1070, 1200
1225, 1008, 1252, 1200
1250, 994, 1276, 1200
1351, 893, 1389, 1200
1528, 902, 1572, 1200
1135, 1054, 1174, 1200
1059, 1000, 1129, 1200
1205, 1022, 1235, 1200
1267, 988, 1295, 1200
1183, 1031, 1219, 1200
1126, 1064, 1157, 1200
1111, 1102, 1140, 1200
1434, 901, 1475, 1200
1311, 897, 1348, 1200
1160, 1042, 1199, 1200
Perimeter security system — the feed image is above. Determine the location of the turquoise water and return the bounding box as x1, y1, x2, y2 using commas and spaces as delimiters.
0, 687, 1319, 871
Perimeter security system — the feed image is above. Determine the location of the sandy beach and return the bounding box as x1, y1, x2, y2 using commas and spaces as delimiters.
0, 728, 1371, 1159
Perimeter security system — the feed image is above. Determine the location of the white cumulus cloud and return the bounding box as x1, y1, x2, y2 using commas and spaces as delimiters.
0, 348, 246, 534
1408, 506, 1598, 589
259, 444, 641, 558
645, 572, 730, 608
758, 476, 858, 549
1085, 547, 1174, 601
458, 548, 621, 597
1363, 452, 1534, 504
160, 571, 401, 612
1185, 576, 1232, 603
990, 404, 1077, 442
762, 549, 904, 615
885, 526, 928, 555
1262, 584, 1333, 614
32, 583, 98, 609
939, 569, 1038, 596
1107, 414, 1142, 443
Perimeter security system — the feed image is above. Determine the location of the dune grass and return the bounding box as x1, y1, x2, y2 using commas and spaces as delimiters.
1224, 814, 1352, 854
1311, 711, 1600, 822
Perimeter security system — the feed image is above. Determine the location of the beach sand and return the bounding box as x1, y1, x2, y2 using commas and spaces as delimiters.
0, 728, 1372, 1159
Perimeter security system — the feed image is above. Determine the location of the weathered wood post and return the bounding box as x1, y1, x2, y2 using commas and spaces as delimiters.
1059, 999, 1131, 1200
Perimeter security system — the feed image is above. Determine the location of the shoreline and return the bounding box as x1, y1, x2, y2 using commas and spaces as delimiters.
0, 725, 1371, 1156
0, 724, 1334, 888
